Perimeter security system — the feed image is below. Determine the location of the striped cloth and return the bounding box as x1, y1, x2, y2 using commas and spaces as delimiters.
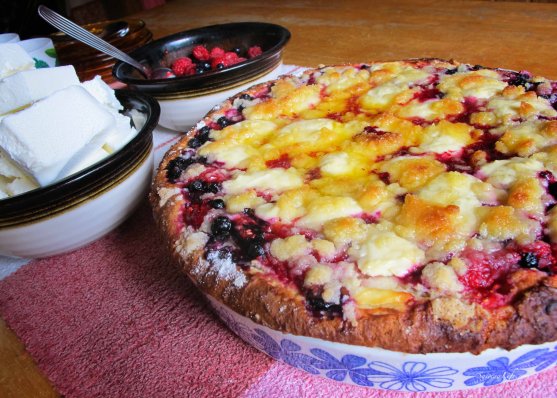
1, 202, 555, 397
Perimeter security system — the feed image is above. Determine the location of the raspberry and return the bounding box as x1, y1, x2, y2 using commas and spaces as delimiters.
224, 51, 239, 60
210, 47, 225, 59
248, 45, 262, 58
211, 52, 243, 69
192, 45, 210, 61
211, 56, 226, 69
460, 248, 520, 290
224, 51, 241, 65
171, 57, 193, 76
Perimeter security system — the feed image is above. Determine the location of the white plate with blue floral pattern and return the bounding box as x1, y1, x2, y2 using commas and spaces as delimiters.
207, 296, 557, 392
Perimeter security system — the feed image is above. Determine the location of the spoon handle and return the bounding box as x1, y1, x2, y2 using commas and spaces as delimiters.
37, 5, 149, 78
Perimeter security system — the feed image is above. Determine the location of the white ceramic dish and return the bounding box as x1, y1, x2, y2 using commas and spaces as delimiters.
0, 90, 160, 258
0, 33, 20, 44
157, 63, 283, 131
208, 296, 557, 392
0, 150, 153, 258
18, 37, 58, 68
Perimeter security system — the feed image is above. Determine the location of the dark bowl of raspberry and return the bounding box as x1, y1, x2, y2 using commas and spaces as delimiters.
112, 22, 291, 131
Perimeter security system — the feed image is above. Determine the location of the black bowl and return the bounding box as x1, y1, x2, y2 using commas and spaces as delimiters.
113, 22, 291, 98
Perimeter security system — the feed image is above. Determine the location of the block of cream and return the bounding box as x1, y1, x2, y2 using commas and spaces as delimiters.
82, 76, 123, 112
0, 65, 80, 115
0, 85, 115, 186
0, 151, 39, 198
81, 76, 137, 153
0, 43, 35, 79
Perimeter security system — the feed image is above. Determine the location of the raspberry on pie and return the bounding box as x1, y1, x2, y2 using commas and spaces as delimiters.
151, 59, 557, 354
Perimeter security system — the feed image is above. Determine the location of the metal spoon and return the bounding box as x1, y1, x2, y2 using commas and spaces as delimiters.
101, 21, 129, 39
37, 5, 174, 79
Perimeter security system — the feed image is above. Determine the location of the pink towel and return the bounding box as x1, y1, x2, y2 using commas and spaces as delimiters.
1, 201, 555, 397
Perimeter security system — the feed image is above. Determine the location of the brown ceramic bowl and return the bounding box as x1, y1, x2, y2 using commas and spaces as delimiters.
52, 19, 152, 83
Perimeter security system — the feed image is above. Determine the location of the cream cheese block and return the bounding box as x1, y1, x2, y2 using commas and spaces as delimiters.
0, 152, 38, 198
81, 76, 136, 153
0, 65, 80, 115
0, 43, 34, 79
0, 85, 115, 186
81, 76, 123, 112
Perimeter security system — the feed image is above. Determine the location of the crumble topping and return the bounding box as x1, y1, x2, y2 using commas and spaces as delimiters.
164, 60, 557, 323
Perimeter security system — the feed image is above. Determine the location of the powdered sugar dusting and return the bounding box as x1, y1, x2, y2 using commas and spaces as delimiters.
207, 249, 247, 288
191, 258, 210, 278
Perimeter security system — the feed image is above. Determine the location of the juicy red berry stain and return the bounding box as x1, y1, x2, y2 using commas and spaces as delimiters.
415, 88, 443, 101
184, 200, 210, 229
306, 168, 322, 181
377, 171, 390, 184
520, 241, 555, 270
266, 154, 291, 169
363, 126, 389, 135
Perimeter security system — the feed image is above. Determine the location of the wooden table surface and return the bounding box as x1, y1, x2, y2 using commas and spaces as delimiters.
2, 0, 557, 396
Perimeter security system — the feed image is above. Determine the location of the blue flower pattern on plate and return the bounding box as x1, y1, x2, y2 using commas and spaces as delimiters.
251, 328, 458, 391
464, 346, 557, 387
309, 349, 381, 386
251, 329, 319, 374
365, 361, 458, 392
212, 301, 556, 391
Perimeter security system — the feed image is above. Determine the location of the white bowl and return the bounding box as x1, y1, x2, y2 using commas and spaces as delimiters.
0, 90, 160, 258
0, 33, 20, 44
208, 296, 557, 392
18, 37, 58, 68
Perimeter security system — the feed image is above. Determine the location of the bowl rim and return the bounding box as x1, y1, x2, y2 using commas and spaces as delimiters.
0, 89, 160, 228
154, 62, 283, 100
112, 21, 291, 94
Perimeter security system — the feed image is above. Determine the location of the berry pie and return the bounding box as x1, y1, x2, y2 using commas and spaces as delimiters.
151, 59, 557, 354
